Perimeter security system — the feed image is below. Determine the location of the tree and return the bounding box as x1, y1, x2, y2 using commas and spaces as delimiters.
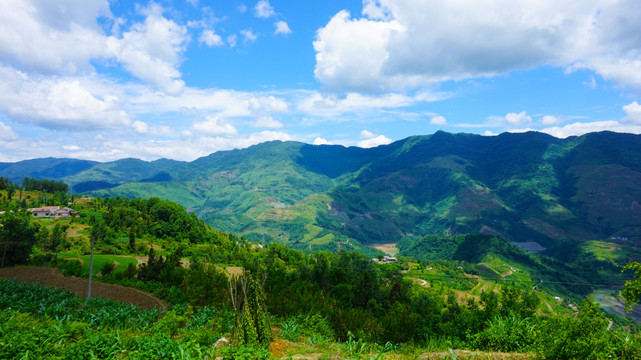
622, 261, 641, 313
0, 213, 37, 267
87, 216, 107, 299
128, 228, 136, 252
229, 270, 271, 347
6, 183, 15, 202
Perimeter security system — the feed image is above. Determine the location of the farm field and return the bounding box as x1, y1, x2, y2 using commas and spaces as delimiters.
58, 253, 139, 275
0, 266, 166, 310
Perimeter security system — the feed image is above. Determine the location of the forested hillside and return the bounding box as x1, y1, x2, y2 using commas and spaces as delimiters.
2, 131, 640, 259
1, 185, 641, 358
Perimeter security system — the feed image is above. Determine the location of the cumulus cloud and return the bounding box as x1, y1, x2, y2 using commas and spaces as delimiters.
297, 91, 422, 117
62, 145, 81, 151
252, 116, 283, 129
358, 130, 392, 148
0, 1, 189, 95
430, 116, 447, 125
313, 137, 332, 145
0, 121, 18, 141
314, 0, 641, 91
0, 0, 111, 74
275, 21, 291, 35
0, 66, 130, 130
538, 121, 641, 138
623, 101, 641, 123
199, 29, 224, 47
227, 35, 238, 47
193, 116, 237, 136
240, 29, 258, 43
254, 0, 275, 18
541, 115, 562, 125
505, 111, 532, 125
132, 120, 149, 134
109, 10, 189, 95
314, 10, 406, 92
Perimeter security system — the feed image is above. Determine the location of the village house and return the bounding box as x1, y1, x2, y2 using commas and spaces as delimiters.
30, 206, 76, 218
372, 255, 399, 263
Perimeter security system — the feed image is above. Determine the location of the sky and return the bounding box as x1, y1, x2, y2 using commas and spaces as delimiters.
1, 0, 641, 162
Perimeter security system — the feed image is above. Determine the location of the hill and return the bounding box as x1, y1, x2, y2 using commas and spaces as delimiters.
2, 131, 641, 257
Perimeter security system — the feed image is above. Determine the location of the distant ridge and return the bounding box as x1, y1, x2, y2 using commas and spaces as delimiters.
2, 131, 640, 255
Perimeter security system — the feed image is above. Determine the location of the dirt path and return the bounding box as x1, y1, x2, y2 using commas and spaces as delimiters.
0, 266, 167, 310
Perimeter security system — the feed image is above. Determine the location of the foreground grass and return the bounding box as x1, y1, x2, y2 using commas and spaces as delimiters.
1, 279, 536, 360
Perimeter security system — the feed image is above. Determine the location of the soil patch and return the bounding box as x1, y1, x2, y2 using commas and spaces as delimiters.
370, 242, 398, 255
0, 266, 167, 310
130, 256, 189, 268
225, 266, 245, 277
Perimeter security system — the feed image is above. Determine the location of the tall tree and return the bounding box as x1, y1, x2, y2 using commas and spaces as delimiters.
0, 213, 37, 267
87, 216, 107, 299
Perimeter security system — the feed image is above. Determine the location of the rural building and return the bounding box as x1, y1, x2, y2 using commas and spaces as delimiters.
30, 206, 76, 218
373, 256, 399, 263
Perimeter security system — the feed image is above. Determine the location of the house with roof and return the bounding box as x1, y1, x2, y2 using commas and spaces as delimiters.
30, 206, 77, 218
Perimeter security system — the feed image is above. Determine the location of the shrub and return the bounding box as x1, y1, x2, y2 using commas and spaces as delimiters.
100, 261, 115, 276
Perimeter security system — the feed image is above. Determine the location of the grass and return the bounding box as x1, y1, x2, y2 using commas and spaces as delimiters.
584, 240, 641, 265
58, 253, 138, 275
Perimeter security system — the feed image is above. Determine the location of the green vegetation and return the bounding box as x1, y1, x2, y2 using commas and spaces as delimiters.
2, 140, 641, 358
2, 132, 641, 259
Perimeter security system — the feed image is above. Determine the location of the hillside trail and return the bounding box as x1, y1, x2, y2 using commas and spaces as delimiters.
0, 266, 167, 310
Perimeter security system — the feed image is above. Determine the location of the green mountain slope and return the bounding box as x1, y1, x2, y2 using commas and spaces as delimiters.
2, 131, 640, 256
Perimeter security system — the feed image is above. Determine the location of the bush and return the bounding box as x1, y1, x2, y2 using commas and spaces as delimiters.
59, 259, 83, 277
473, 313, 535, 352
100, 261, 115, 276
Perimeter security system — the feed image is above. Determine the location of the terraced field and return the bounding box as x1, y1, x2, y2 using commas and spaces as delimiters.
0, 266, 166, 310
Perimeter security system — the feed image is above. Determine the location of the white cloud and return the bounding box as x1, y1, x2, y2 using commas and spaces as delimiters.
541, 115, 562, 125
237, 5, 248, 13
314, 10, 406, 92
62, 144, 81, 151
0, 121, 18, 141
430, 116, 447, 125
358, 130, 392, 148
132, 120, 149, 134
227, 35, 238, 47
240, 29, 258, 43
297, 91, 420, 117
110, 11, 189, 95
199, 29, 224, 47
193, 116, 237, 136
0, 1, 189, 95
583, 76, 597, 89
0, 0, 112, 74
315, 1, 641, 91
623, 101, 641, 124
252, 116, 283, 129
313, 137, 332, 145
0, 66, 130, 130
275, 21, 291, 35
538, 121, 641, 138
360, 130, 376, 139
255, 0, 275, 18
505, 111, 532, 125
127, 87, 289, 119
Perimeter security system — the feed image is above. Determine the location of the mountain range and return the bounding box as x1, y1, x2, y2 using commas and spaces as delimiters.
3, 131, 641, 255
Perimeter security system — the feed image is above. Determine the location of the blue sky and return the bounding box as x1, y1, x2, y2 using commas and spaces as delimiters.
1, 0, 640, 162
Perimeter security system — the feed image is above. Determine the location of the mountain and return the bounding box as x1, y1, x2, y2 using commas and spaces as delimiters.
2, 131, 640, 255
